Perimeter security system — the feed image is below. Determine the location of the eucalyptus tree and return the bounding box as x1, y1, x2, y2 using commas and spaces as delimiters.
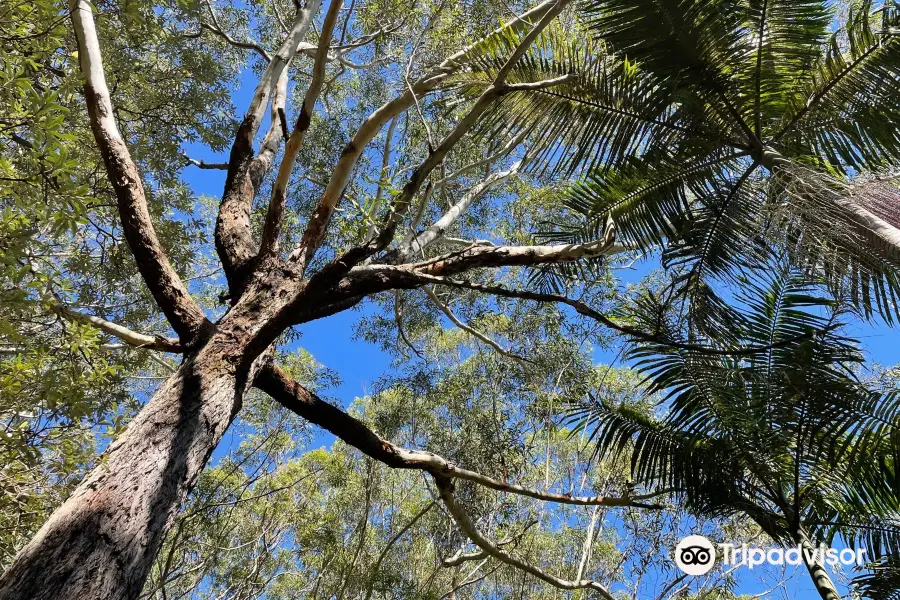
1, 0, 231, 566
570, 271, 900, 599
0, 0, 642, 598
2, 0, 899, 599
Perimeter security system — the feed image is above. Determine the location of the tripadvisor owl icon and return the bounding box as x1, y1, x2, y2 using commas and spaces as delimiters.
675, 535, 716, 576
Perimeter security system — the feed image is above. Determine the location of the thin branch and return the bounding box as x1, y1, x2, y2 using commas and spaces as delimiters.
374, 0, 570, 244
287, 0, 568, 272
362, 502, 435, 600
437, 560, 496, 600
443, 550, 487, 567
433, 131, 526, 186
503, 73, 579, 91
574, 506, 601, 582
382, 269, 811, 357
435, 477, 616, 600
397, 163, 520, 259
365, 115, 399, 241
199, 0, 271, 62
53, 304, 181, 352
424, 286, 529, 363
182, 152, 228, 170
394, 290, 424, 358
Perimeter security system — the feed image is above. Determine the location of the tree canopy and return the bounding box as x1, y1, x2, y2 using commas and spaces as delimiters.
1, 0, 899, 599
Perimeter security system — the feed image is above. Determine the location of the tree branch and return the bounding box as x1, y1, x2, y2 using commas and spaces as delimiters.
433, 132, 526, 187
364, 115, 399, 242
397, 163, 520, 259
53, 304, 181, 352
258, 0, 341, 260
395, 270, 810, 357
70, 0, 209, 343
215, 0, 322, 289
199, 0, 271, 62
395, 236, 622, 277
255, 364, 658, 507
182, 152, 229, 170
424, 286, 529, 363
367, 0, 570, 255
361, 502, 435, 600
435, 477, 616, 600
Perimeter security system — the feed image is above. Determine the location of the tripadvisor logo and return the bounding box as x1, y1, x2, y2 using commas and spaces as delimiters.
674, 535, 868, 575
675, 535, 716, 575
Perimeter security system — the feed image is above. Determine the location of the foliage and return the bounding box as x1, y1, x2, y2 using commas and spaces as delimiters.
568, 267, 900, 594
2, 0, 900, 597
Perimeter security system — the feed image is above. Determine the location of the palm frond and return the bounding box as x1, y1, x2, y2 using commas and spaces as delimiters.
855, 558, 900, 600
774, 1, 900, 173
540, 150, 747, 250
580, 0, 756, 135
809, 465, 900, 560
456, 27, 726, 174
663, 162, 766, 282
739, 0, 832, 135
565, 395, 742, 495
767, 162, 900, 322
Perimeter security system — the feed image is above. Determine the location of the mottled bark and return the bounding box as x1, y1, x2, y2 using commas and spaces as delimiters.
215, 2, 322, 293
0, 344, 239, 600
0, 272, 299, 600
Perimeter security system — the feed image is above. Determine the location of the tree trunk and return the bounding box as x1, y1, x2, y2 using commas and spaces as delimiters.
794, 529, 842, 600
0, 337, 246, 600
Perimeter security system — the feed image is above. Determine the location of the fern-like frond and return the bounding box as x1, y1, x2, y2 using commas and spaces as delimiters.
580, 0, 757, 137
774, 1, 900, 173
540, 150, 748, 251
855, 558, 900, 600
455, 27, 728, 174
739, 0, 832, 135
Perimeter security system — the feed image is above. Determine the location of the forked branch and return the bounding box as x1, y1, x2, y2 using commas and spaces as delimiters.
215, 0, 323, 287
258, 0, 341, 260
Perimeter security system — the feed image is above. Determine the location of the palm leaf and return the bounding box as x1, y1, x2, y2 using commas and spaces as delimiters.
458, 28, 710, 174
774, 1, 900, 173
855, 558, 900, 600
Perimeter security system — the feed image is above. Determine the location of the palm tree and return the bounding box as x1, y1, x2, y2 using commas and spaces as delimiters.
468, 0, 900, 328
567, 270, 900, 599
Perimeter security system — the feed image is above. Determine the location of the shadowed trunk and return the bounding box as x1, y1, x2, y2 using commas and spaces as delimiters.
0, 281, 296, 600
0, 346, 239, 600
0, 267, 302, 600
